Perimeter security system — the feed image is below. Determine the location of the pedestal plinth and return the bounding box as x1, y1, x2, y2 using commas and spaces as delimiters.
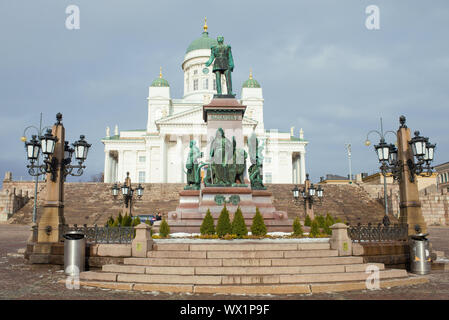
154, 185, 292, 233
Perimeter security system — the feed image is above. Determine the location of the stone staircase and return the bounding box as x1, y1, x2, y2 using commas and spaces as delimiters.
77, 240, 426, 295
9, 183, 391, 226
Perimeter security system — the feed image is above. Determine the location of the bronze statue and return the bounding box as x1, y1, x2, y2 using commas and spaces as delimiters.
205, 36, 235, 96
248, 132, 266, 190
184, 140, 203, 190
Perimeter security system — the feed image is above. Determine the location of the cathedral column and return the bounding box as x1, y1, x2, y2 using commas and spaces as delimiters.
296, 156, 301, 184
104, 150, 111, 183
118, 150, 124, 182
160, 134, 167, 183
176, 135, 183, 183
300, 151, 306, 184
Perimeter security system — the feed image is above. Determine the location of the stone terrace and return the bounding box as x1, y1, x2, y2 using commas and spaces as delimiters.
7, 182, 390, 225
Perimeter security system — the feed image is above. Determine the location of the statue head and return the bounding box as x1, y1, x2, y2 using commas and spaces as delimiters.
189, 140, 196, 147
216, 128, 225, 138
217, 36, 224, 44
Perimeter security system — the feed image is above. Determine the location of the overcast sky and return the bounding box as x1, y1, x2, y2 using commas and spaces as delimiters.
1, 0, 448, 185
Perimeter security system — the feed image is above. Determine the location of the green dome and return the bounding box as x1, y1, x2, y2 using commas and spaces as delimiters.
186, 31, 218, 54
151, 77, 169, 87
242, 76, 261, 88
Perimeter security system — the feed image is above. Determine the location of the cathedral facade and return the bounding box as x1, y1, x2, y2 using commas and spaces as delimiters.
102, 22, 308, 185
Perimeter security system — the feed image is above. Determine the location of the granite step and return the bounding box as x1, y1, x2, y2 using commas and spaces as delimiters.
153, 242, 331, 252
74, 275, 428, 295
102, 263, 385, 275
124, 256, 365, 267
80, 269, 407, 285
146, 248, 335, 259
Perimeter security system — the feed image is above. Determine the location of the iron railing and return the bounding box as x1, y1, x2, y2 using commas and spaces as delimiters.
62, 224, 135, 244
347, 223, 408, 242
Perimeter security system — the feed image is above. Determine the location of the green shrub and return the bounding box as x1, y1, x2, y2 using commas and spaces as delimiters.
323, 222, 332, 235
309, 220, 320, 238
251, 208, 267, 236
325, 213, 335, 226
231, 207, 248, 238
200, 209, 216, 235
335, 217, 343, 223
304, 214, 312, 227
292, 217, 303, 237
121, 213, 133, 227
106, 216, 114, 227
132, 216, 141, 227
117, 212, 123, 225
159, 218, 170, 238
315, 215, 326, 228
216, 204, 232, 237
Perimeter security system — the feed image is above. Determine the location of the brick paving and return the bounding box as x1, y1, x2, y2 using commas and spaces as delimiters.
0, 223, 448, 300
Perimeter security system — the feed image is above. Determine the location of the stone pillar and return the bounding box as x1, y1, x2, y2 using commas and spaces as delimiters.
397, 124, 427, 235
118, 150, 124, 183
329, 223, 352, 256
176, 135, 183, 183
37, 121, 65, 243
132, 223, 153, 257
300, 151, 306, 184
104, 151, 111, 183
160, 134, 167, 183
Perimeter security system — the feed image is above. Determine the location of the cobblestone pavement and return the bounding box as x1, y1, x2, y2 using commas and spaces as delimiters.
0, 223, 448, 300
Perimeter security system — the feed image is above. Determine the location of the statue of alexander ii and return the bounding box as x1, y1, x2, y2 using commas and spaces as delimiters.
205, 36, 235, 97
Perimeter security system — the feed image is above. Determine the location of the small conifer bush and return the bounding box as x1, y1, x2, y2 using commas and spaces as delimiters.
159, 218, 170, 238
132, 216, 141, 227
325, 213, 335, 226
315, 215, 326, 228
251, 207, 267, 236
231, 207, 248, 238
309, 219, 320, 238
216, 205, 232, 237
117, 212, 123, 225
106, 216, 114, 227
292, 217, 303, 237
200, 209, 216, 235
304, 214, 312, 227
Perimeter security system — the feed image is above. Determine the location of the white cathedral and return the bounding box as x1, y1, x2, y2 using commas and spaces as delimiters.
102, 21, 308, 185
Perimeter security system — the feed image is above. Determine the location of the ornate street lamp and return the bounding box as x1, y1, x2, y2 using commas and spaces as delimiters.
112, 172, 144, 216
23, 113, 91, 247
365, 116, 436, 232
24, 115, 91, 182
292, 173, 324, 220
365, 118, 398, 218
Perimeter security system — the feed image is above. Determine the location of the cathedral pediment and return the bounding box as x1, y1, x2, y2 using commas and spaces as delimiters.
155, 106, 204, 126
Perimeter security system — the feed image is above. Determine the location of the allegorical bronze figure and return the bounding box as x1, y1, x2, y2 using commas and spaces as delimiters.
205, 36, 235, 97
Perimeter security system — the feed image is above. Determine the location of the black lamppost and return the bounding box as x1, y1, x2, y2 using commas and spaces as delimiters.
111, 172, 144, 216
292, 173, 323, 219
365, 118, 398, 218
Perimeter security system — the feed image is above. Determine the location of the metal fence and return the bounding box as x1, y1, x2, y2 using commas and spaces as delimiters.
62, 224, 135, 244
347, 223, 408, 242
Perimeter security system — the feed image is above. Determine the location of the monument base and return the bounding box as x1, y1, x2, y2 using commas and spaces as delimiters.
213, 94, 236, 99
153, 185, 293, 233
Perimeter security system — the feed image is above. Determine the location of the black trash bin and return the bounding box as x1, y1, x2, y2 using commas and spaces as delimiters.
63, 230, 86, 276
